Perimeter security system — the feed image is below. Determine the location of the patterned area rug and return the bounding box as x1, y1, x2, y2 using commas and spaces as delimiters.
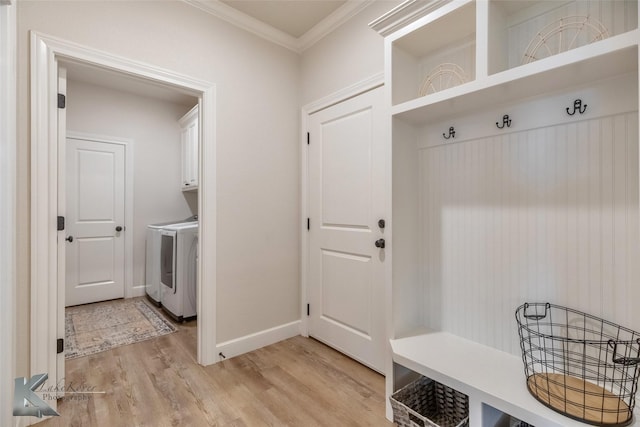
65, 297, 177, 359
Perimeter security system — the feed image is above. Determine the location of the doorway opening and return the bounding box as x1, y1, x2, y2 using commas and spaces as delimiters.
30, 32, 218, 412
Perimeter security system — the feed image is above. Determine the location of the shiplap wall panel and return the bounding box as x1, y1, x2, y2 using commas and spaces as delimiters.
417, 38, 476, 94
506, 0, 638, 69
421, 112, 639, 356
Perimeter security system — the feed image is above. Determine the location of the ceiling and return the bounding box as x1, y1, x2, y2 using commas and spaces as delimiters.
62, 0, 372, 103
221, 0, 347, 38
185, 0, 374, 52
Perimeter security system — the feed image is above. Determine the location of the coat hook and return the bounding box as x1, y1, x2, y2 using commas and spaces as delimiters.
496, 114, 511, 129
566, 99, 587, 116
443, 126, 455, 140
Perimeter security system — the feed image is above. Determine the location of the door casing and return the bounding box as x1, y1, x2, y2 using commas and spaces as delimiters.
30, 32, 218, 413
0, 2, 16, 427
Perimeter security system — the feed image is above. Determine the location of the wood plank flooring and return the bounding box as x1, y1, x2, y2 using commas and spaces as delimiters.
40, 318, 392, 426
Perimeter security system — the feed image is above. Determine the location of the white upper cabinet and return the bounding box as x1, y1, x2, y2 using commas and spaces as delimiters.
179, 105, 198, 191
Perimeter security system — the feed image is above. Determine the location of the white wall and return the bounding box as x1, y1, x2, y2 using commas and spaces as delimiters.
66, 79, 196, 292
300, 0, 400, 105
17, 0, 301, 374
0, 1, 16, 426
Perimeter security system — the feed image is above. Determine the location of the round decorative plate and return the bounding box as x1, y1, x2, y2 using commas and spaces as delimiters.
419, 63, 468, 96
522, 15, 609, 64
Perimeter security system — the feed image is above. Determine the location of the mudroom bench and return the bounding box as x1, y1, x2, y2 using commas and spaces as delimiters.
390, 331, 639, 427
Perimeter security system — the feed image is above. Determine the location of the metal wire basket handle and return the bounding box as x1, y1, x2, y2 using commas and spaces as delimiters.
608, 339, 640, 366
522, 302, 551, 320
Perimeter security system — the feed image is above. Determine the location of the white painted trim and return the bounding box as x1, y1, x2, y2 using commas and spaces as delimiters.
303, 72, 384, 115
30, 30, 59, 417
368, 0, 451, 37
197, 86, 218, 365
216, 321, 301, 361
34, 33, 206, 96
0, 2, 15, 427
130, 285, 147, 298
65, 131, 135, 300
299, 109, 310, 338
298, 0, 375, 51
299, 74, 386, 338
183, 0, 374, 53
383, 35, 395, 422
183, 0, 299, 52
30, 34, 218, 409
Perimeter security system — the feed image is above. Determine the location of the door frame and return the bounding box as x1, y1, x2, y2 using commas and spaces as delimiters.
299, 72, 384, 338
0, 1, 16, 426
64, 132, 135, 299
30, 32, 218, 406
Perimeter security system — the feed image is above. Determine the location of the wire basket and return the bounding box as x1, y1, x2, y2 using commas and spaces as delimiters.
516, 303, 640, 426
390, 376, 469, 427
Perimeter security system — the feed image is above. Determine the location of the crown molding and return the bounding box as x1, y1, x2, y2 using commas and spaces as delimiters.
183, 0, 375, 53
298, 0, 375, 51
183, 0, 300, 52
368, 0, 451, 37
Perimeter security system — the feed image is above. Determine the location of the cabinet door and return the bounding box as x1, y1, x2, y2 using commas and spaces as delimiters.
181, 126, 192, 190
181, 109, 198, 191
188, 119, 198, 187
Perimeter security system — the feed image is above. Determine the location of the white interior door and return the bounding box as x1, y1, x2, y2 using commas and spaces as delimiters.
65, 137, 125, 306
308, 86, 386, 373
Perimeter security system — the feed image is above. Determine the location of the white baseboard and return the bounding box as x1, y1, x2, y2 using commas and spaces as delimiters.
14, 415, 39, 427
216, 321, 300, 362
127, 285, 146, 299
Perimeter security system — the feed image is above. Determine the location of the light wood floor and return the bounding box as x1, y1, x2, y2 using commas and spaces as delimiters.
41, 317, 393, 427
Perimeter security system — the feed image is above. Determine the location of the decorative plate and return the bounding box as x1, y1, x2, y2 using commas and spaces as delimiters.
522, 15, 609, 64
418, 63, 469, 96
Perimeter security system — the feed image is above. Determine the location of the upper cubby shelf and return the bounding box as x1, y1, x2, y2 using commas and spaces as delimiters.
391, 0, 476, 106
488, 0, 638, 75
393, 31, 638, 125
382, 0, 639, 126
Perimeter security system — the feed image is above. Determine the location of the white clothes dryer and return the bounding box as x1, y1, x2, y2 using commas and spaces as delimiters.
145, 217, 196, 305
160, 222, 198, 321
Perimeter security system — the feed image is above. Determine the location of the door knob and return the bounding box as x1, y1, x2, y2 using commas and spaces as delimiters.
115, 226, 123, 232
378, 219, 386, 229
65, 236, 73, 243
375, 239, 385, 249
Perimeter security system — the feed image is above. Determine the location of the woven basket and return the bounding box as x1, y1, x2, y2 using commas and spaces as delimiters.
390, 377, 469, 427
509, 417, 533, 427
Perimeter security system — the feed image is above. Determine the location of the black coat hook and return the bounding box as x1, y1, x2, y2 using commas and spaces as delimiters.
567, 99, 587, 116
443, 126, 455, 140
496, 114, 511, 129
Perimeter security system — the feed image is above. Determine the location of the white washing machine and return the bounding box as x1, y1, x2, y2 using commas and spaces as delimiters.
145, 217, 196, 305
160, 222, 198, 321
